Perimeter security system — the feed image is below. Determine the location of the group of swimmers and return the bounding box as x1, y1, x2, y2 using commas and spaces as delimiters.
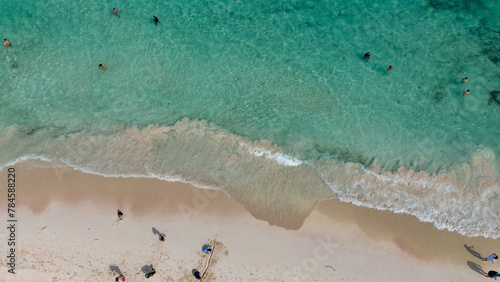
363, 51, 470, 96
111, 7, 159, 25
5, 11, 473, 98
460, 76, 470, 95
100, 8, 158, 70
363, 52, 393, 72
4, 8, 159, 72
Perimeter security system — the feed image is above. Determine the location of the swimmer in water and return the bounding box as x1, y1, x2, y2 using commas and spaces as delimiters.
113, 8, 119, 17
462, 77, 467, 83
99, 64, 105, 70
364, 52, 370, 60
4, 39, 12, 47
386, 65, 393, 72
463, 89, 469, 96
153, 16, 159, 25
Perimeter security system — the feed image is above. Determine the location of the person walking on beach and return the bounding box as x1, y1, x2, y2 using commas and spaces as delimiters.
483, 253, 498, 263
464, 89, 470, 96
99, 64, 105, 70
115, 275, 125, 281
4, 39, 11, 47
486, 270, 499, 279
364, 52, 370, 60
386, 65, 393, 72
159, 233, 165, 241
117, 209, 123, 220
113, 8, 119, 17
462, 77, 467, 83
153, 16, 159, 25
145, 267, 156, 278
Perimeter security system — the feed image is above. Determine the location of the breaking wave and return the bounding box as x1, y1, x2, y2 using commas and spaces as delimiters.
1, 119, 499, 237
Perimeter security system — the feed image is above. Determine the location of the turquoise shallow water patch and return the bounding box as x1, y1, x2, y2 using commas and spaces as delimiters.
1, 0, 500, 236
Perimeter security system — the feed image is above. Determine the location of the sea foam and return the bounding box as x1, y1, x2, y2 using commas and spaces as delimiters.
1, 120, 499, 237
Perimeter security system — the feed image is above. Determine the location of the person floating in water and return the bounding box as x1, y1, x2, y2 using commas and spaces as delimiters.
145, 267, 156, 278
113, 8, 119, 17
462, 77, 467, 83
159, 233, 165, 241
117, 209, 123, 220
386, 65, 393, 72
464, 89, 469, 96
364, 52, 370, 60
99, 64, 105, 70
483, 253, 498, 263
4, 39, 11, 47
203, 245, 212, 255
153, 16, 159, 25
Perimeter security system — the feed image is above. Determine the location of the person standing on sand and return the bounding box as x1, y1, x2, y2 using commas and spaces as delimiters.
117, 209, 123, 220
145, 267, 156, 278
159, 233, 165, 241
486, 270, 499, 279
203, 245, 212, 254
193, 269, 201, 280
115, 275, 125, 281
483, 253, 498, 263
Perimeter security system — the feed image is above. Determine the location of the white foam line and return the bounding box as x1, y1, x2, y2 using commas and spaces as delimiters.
61, 161, 230, 195
4, 155, 498, 238
2, 156, 233, 200
235, 138, 302, 167
0, 155, 55, 171
326, 182, 499, 239
360, 167, 453, 187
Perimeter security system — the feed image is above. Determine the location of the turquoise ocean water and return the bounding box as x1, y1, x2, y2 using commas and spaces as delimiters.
1, 0, 499, 236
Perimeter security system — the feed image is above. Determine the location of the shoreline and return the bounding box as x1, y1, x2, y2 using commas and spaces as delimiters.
2, 121, 499, 239
0, 161, 498, 281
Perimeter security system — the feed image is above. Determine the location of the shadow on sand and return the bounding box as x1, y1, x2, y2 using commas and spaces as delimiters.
141, 264, 154, 274
152, 227, 160, 236
464, 244, 483, 260
109, 265, 122, 276
467, 261, 486, 276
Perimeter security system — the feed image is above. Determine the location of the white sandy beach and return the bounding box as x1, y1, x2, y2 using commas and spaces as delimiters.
0, 161, 498, 281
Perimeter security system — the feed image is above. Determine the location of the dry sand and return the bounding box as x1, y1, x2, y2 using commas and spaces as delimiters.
0, 161, 498, 281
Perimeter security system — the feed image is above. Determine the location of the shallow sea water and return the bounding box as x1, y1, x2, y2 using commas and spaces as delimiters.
1, 0, 499, 236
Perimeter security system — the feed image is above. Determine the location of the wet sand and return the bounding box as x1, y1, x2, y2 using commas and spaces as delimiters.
0, 160, 496, 281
